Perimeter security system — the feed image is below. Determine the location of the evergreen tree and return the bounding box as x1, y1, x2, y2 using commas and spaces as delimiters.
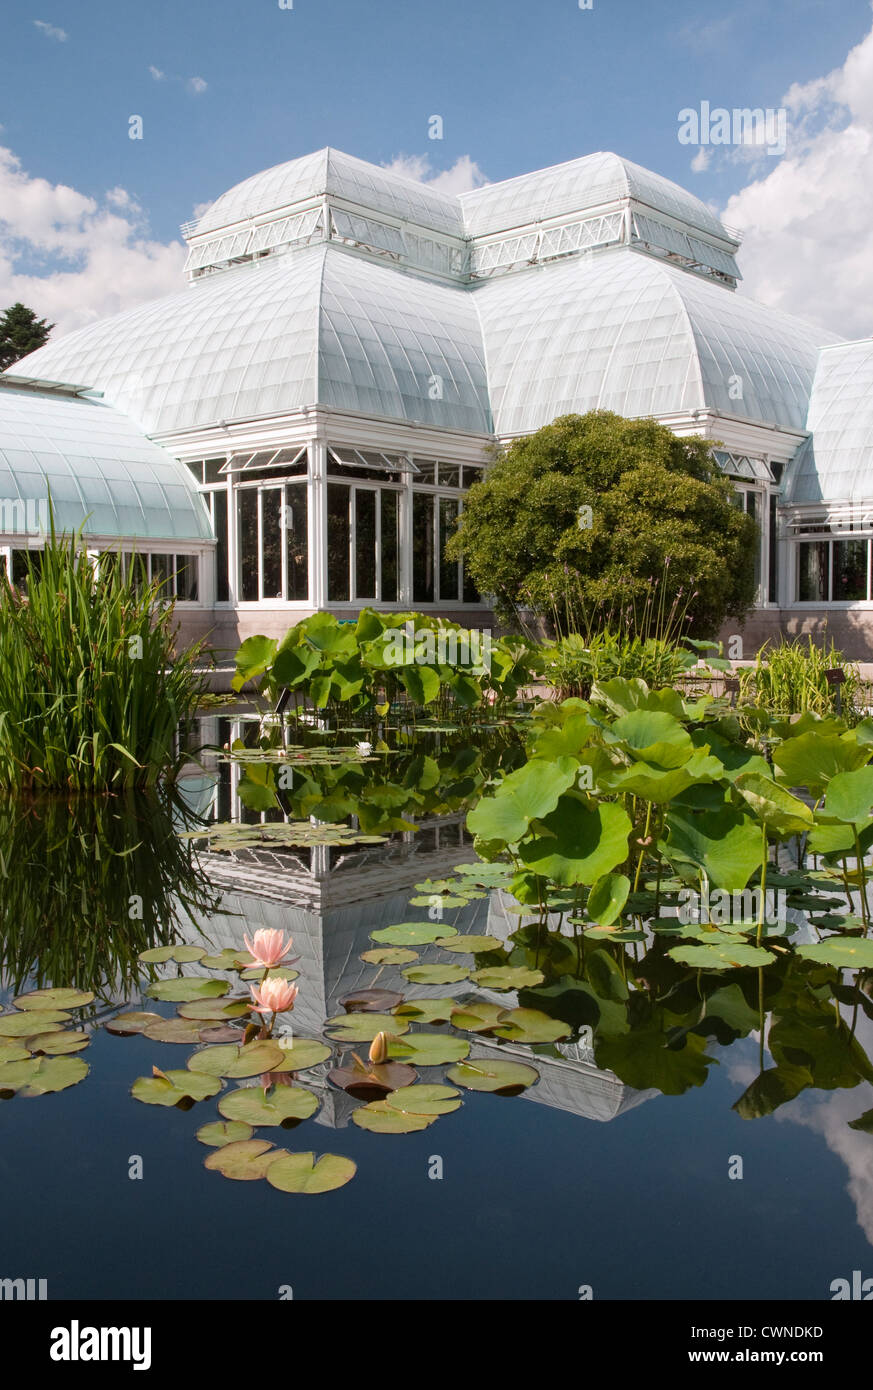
0, 302, 54, 371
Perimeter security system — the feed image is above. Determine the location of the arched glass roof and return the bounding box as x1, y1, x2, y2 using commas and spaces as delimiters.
784, 339, 873, 505
0, 382, 213, 542
195, 148, 464, 239
460, 152, 732, 241
475, 250, 830, 436
16, 245, 491, 436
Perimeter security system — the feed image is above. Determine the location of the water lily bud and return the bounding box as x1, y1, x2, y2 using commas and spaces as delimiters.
368, 1031, 389, 1064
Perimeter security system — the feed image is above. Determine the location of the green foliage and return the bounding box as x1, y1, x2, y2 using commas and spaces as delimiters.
739, 637, 864, 723
0, 301, 53, 370
445, 411, 757, 634
0, 530, 207, 790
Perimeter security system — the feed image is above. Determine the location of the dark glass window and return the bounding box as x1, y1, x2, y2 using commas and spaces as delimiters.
438, 462, 461, 488
284, 482, 308, 601
439, 496, 460, 601
238, 489, 258, 601
261, 488, 283, 599
798, 541, 829, 602
768, 494, 778, 604
355, 489, 377, 600
381, 490, 398, 602
413, 493, 435, 603
832, 539, 868, 601
175, 555, 199, 602
213, 490, 229, 602
327, 483, 350, 602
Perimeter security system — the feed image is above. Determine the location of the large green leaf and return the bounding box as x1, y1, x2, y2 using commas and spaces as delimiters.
595, 1024, 713, 1095
517, 798, 632, 886
384, 1084, 462, 1115
0, 1009, 71, 1036
668, 942, 774, 969
388, 1033, 471, 1065
466, 757, 578, 845
370, 922, 456, 946
401, 964, 470, 985
131, 1069, 221, 1106
12, 988, 94, 1010
664, 805, 764, 891
795, 938, 873, 969
0, 1055, 89, 1096
469, 966, 545, 990
204, 1139, 284, 1180
492, 1008, 571, 1044
734, 773, 814, 835
446, 1058, 539, 1094
587, 873, 630, 927
772, 732, 870, 791
196, 1120, 254, 1147
266, 1152, 357, 1193
608, 710, 694, 769
351, 1100, 438, 1133
232, 634, 278, 691
145, 978, 230, 1003
823, 767, 873, 826
187, 1041, 287, 1077
218, 1084, 319, 1126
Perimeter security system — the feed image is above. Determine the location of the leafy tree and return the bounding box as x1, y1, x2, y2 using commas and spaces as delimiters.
446, 412, 758, 637
0, 302, 54, 371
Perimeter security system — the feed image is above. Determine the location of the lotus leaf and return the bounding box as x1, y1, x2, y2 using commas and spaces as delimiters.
370, 922, 457, 946
470, 966, 545, 990
492, 1009, 572, 1044
388, 1033, 470, 1065
360, 947, 419, 965
795, 938, 873, 968
668, 942, 774, 969
433, 935, 501, 954
518, 799, 632, 886
176, 998, 251, 1020
466, 757, 578, 844
449, 1002, 508, 1034
401, 964, 470, 985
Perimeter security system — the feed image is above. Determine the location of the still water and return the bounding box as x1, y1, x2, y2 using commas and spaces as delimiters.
1, 720, 871, 1302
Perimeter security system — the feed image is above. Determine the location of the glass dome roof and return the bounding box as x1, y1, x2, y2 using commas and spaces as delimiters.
475, 249, 831, 436
16, 245, 492, 437
784, 339, 873, 505
0, 381, 213, 542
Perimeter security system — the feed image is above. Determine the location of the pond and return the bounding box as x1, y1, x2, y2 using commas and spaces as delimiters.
1, 713, 872, 1304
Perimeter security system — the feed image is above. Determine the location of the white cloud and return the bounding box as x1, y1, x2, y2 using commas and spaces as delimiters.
34, 19, 68, 42
187, 76, 208, 95
690, 147, 711, 174
381, 153, 489, 194
723, 11, 873, 339
148, 65, 165, 81
0, 145, 185, 337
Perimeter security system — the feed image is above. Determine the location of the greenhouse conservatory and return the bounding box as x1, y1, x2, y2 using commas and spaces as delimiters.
4, 146, 873, 654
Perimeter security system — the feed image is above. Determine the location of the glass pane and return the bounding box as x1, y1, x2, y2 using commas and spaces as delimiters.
204, 458, 225, 484
151, 552, 171, 599
439, 496, 459, 601
186, 461, 204, 484
414, 459, 436, 484
12, 549, 40, 590
327, 483, 350, 602
238, 489, 258, 601
284, 482, 308, 601
413, 493, 435, 603
261, 488, 282, 599
439, 462, 461, 488
462, 465, 484, 489
768, 494, 777, 604
797, 542, 829, 602
745, 492, 761, 593
380, 490, 398, 603
355, 489, 377, 599
175, 555, 199, 602
832, 539, 868, 601
213, 490, 229, 602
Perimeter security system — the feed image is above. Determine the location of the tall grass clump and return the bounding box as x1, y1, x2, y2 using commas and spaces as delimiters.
0, 532, 207, 791
739, 636, 865, 722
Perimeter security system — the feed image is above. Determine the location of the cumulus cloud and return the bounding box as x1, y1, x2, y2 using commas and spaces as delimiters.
33, 20, 68, 42
0, 145, 185, 338
722, 10, 873, 339
381, 153, 489, 194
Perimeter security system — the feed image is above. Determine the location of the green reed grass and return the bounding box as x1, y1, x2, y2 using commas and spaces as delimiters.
0, 532, 208, 791
739, 636, 864, 723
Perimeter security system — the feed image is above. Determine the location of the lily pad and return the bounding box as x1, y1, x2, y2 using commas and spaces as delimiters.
469, 966, 545, 990
145, 978, 229, 1004
328, 1062, 418, 1098
239, 966, 300, 982
204, 1139, 283, 1180
384, 1084, 461, 1115
339, 989, 404, 1013
266, 1152, 357, 1194
393, 998, 457, 1025
0, 1040, 31, 1062
267, 1037, 333, 1071
199, 1024, 244, 1044
324, 1013, 409, 1042
136, 946, 176, 964
187, 1040, 287, 1078
12, 988, 94, 1010
388, 1033, 471, 1065
449, 1002, 508, 1034
433, 935, 502, 954
218, 1084, 319, 1127
131, 1069, 222, 1106
795, 938, 873, 968
138, 946, 206, 965
196, 1120, 254, 1147
668, 943, 775, 969
352, 1100, 438, 1133
104, 1011, 162, 1036
176, 998, 251, 1020
492, 1008, 572, 1044
401, 964, 470, 986
0, 1010, 71, 1036
25, 1030, 90, 1055
446, 1058, 539, 1095
360, 948, 419, 965
370, 923, 457, 946
0, 1055, 89, 1097
142, 1018, 211, 1045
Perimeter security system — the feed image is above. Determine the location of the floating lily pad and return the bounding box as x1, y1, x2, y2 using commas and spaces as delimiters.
0, 1010, 71, 1036
339, 989, 404, 1013
131, 1069, 222, 1106
325, 1013, 410, 1042
384, 1084, 461, 1115
401, 964, 470, 986
583, 926, 648, 942
136, 946, 176, 964
0, 1040, 31, 1062
138, 946, 207, 965
370, 923, 457, 946
449, 1002, 508, 1034
393, 998, 457, 1025
668, 943, 775, 969
142, 1018, 210, 1045
388, 1033, 471, 1065
328, 1062, 418, 1098
187, 1040, 286, 1078
267, 1038, 332, 1071
492, 1008, 572, 1044
351, 1100, 438, 1133
12, 988, 94, 1011
176, 998, 251, 1020
433, 935, 502, 954
199, 1025, 243, 1044
104, 1011, 162, 1036
409, 894, 468, 909
266, 1151, 357, 1194
204, 1139, 284, 1180
218, 1084, 319, 1127
196, 1120, 254, 1147
469, 967, 545, 990
795, 938, 873, 968
239, 966, 300, 982
145, 978, 230, 1003
0, 1055, 89, 1097
360, 948, 419, 965
446, 1058, 539, 1095
25, 1030, 90, 1055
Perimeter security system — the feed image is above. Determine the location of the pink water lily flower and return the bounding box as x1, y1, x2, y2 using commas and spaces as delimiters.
243, 928, 295, 968
249, 977, 299, 1015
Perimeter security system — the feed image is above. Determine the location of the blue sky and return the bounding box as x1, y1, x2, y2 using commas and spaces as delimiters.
1, 0, 873, 336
